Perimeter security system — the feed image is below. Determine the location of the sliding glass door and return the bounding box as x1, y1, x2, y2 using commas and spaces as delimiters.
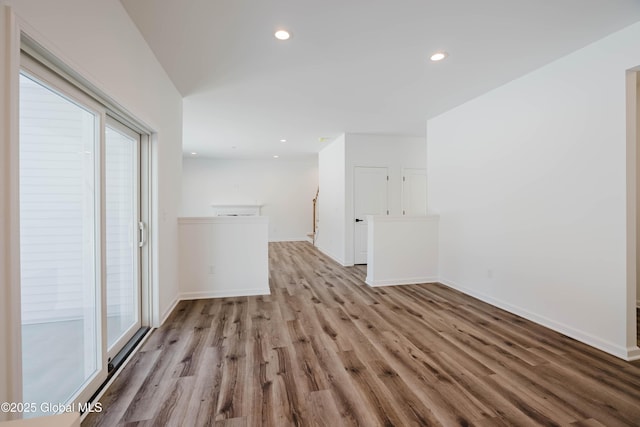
19, 55, 147, 416
19, 70, 106, 414
105, 120, 142, 357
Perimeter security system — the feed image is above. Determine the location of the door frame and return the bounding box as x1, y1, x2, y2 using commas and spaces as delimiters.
627, 68, 640, 359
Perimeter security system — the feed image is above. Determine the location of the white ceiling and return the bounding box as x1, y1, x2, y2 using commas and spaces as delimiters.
121, 0, 640, 159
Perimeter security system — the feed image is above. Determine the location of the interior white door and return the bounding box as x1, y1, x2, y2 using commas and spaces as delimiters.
354, 167, 388, 264
402, 168, 428, 215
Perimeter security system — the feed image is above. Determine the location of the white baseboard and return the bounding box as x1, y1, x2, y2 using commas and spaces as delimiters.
159, 296, 180, 327
269, 237, 308, 242
627, 346, 640, 361
315, 245, 351, 267
180, 288, 270, 300
439, 277, 636, 361
365, 276, 439, 287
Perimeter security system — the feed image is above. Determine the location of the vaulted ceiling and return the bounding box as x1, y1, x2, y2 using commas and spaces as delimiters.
121, 0, 640, 159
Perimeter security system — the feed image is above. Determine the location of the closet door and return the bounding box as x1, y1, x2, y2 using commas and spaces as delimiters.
402, 168, 427, 216
354, 166, 389, 264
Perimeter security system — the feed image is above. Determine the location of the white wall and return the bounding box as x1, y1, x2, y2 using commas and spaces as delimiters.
316, 135, 347, 264
366, 215, 439, 287
11, 0, 184, 327
181, 157, 318, 241
179, 217, 270, 298
428, 22, 640, 359
345, 134, 426, 265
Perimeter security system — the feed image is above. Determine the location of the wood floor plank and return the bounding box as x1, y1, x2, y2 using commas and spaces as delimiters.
571, 419, 609, 427
271, 345, 308, 426
312, 305, 354, 352
84, 241, 640, 427
150, 376, 195, 426
305, 335, 379, 426
286, 319, 328, 392
336, 350, 408, 426
215, 300, 249, 421
119, 324, 197, 423
182, 346, 225, 427
305, 390, 345, 427
365, 330, 480, 426
214, 417, 246, 427
81, 349, 162, 427
366, 358, 445, 426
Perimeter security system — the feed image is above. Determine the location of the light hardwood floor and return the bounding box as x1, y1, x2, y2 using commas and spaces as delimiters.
84, 241, 640, 426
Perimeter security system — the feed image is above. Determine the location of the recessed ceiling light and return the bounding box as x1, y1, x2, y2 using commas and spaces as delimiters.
430, 51, 448, 62
274, 30, 290, 41
273, 155, 280, 158
280, 139, 287, 143
190, 152, 198, 155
